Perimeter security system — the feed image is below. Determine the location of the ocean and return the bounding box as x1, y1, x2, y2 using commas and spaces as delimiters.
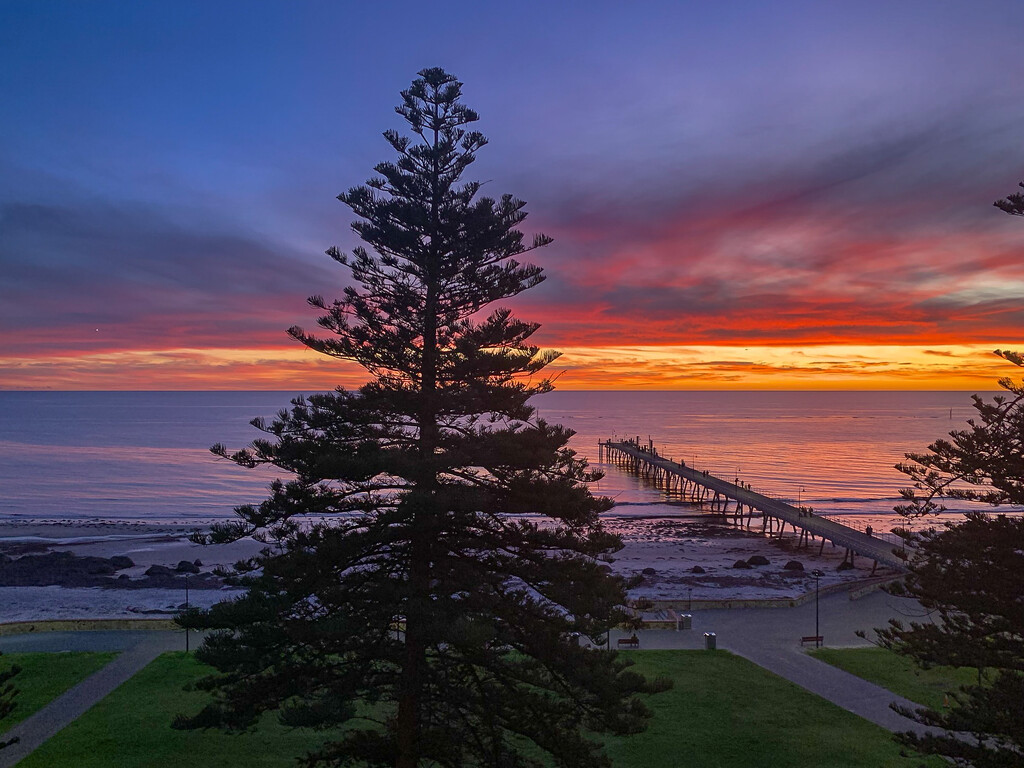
0, 390, 1001, 533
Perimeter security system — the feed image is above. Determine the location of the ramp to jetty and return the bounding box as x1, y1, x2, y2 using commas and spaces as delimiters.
600, 439, 909, 572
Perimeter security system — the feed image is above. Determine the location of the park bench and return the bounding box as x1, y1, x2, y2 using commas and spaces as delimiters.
617, 635, 640, 649
800, 635, 824, 646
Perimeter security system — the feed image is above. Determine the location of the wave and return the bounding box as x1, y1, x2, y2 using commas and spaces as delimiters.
611, 500, 693, 508
820, 497, 900, 504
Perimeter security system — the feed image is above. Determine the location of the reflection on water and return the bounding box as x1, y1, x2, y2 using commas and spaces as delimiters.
0, 390, 1012, 532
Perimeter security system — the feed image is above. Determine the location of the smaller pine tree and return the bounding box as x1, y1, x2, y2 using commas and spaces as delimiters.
879, 351, 1024, 765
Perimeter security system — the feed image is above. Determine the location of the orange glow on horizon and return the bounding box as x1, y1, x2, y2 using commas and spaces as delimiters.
0, 343, 1014, 391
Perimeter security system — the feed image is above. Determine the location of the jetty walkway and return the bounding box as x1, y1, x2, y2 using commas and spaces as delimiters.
600, 439, 910, 571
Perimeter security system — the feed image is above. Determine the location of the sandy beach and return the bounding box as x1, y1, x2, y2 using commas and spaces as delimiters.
0, 521, 260, 622
0, 515, 896, 622
605, 516, 895, 603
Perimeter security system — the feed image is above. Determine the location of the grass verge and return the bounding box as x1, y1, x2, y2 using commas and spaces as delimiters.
809, 646, 980, 711
0, 652, 117, 733
19, 653, 344, 768
606, 650, 938, 768
22, 650, 937, 767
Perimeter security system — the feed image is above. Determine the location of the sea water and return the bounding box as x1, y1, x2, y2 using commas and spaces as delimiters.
0, 390, 1002, 532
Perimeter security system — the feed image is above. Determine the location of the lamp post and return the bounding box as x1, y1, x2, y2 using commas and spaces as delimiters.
184, 572, 190, 653
811, 569, 823, 647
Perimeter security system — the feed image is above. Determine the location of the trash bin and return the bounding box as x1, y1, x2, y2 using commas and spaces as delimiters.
704, 631, 717, 650
679, 614, 692, 631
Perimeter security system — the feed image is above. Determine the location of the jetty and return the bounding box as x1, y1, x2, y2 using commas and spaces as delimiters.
600, 439, 909, 572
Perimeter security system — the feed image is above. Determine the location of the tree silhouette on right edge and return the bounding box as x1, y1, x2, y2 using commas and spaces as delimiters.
874, 183, 1024, 767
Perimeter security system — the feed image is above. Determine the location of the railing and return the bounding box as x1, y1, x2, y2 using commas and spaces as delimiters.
603, 439, 810, 508
817, 514, 905, 547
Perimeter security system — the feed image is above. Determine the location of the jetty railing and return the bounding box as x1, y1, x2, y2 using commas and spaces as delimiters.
600, 438, 910, 572
817, 513, 905, 548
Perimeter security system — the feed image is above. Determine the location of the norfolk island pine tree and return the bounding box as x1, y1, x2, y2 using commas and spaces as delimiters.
176, 68, 665, 768
872, 183, 1024, 767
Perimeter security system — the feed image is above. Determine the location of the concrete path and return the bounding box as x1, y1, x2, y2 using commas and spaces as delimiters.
0, 631, 184, 768
607, 588, 937, 735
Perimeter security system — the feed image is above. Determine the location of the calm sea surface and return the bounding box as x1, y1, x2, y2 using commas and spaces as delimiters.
0, 391, 1004, 531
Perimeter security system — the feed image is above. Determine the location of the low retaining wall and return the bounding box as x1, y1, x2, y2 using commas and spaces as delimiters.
642, 574, 904, 613
0, 618, 179, 636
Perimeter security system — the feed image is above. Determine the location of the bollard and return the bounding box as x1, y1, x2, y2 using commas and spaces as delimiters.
704, 631, 716, 650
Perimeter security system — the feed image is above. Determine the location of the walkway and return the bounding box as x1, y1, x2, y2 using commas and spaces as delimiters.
605, 588, 936, 735
0, 631, 184, 768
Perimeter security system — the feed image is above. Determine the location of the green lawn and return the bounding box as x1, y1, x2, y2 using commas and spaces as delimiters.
809, 646, 980, 712
19, 653, 347, 768
0, 652, 117, 733
21, 650, 936, 768
605, 651, 938, 768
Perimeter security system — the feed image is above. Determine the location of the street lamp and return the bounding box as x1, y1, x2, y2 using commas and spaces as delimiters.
811, 569, 823, 648
184, 572, 190, 653
798, 486, 805, 506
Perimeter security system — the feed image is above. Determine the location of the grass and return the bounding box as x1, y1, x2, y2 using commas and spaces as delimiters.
0, 652, 117, 733
604, 651, 939, 768
19, 653, 346, 768
21, 650, 938, 768
809, 646, 981, 711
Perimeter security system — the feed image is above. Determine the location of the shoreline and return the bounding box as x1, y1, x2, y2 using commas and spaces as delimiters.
0, 516, 900, 622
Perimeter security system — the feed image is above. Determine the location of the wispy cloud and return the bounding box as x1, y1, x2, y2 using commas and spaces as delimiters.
0, 200, 337, 356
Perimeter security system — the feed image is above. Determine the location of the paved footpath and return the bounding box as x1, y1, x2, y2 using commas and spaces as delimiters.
606, 588, 938, 735
0, 631, 185, 768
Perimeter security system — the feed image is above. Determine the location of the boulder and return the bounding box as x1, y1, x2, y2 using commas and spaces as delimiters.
176, 560, 200, 574
690, 565, 706, 574
837, 561, 854, 571
732, 559, 752, 569
747, 555, 770, 566
79, 556, 119, 575
192, 559, 203, 567
782, 560, 804, 572
0, 551, 122, 587
145, 565, 175, 578
641, 567, 657, 576
110, 556, 135, 570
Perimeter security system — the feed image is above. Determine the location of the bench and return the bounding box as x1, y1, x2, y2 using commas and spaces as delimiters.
617, 636, 640, 649
800, 635, 824, 646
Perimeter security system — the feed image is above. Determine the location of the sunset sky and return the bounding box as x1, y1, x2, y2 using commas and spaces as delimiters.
2, 1, 1022, 390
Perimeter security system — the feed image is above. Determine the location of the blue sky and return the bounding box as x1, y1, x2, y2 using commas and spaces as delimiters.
2, 1, 1023, 388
